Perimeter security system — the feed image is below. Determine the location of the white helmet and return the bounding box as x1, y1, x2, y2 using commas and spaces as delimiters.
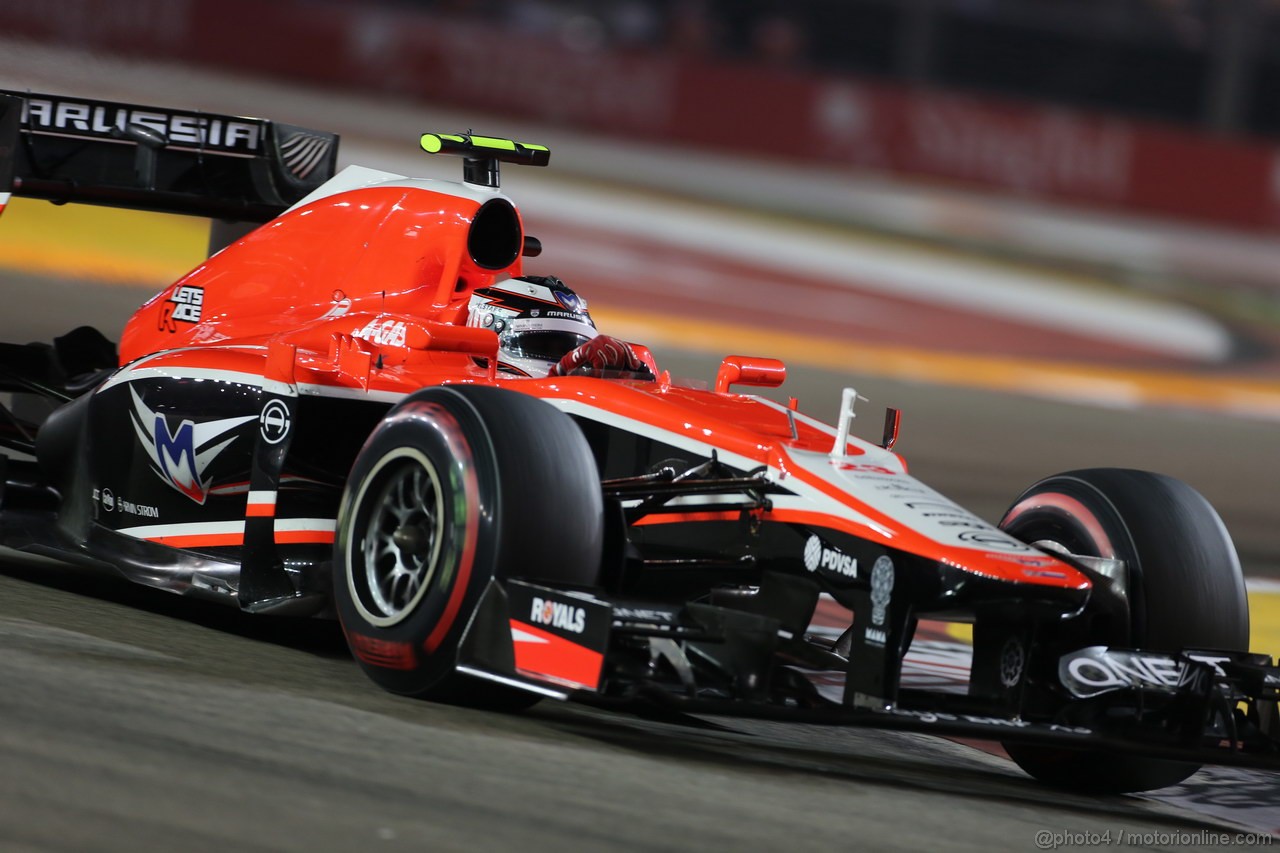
466, 276, 598, 376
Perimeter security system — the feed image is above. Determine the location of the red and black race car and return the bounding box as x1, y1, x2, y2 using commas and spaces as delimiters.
0, 91, 1276, 794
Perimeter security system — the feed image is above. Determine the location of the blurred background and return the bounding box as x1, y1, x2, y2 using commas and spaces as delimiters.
8, 0, 1280, 311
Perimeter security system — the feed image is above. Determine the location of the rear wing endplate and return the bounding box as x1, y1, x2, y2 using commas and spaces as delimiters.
0, 90, 339, 222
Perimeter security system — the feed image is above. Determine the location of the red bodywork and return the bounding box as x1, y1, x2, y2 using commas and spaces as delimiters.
116, 170, 1090, 594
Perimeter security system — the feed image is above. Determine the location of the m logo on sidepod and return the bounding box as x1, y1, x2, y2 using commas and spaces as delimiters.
129, 387, 255, 504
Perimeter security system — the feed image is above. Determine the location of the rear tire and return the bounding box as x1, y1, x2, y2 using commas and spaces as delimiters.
995, 468, 1248, 793
333, 385, 603, 707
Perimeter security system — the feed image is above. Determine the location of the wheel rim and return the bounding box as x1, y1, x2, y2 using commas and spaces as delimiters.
348, 447, 446, 627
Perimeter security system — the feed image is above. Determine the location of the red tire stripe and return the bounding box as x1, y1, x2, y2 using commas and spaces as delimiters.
422, 406, 480, 654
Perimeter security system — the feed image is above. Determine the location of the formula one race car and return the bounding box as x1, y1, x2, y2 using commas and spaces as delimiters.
1, 91, 1277, 794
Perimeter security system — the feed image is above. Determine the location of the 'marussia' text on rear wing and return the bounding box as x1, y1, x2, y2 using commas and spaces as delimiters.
0, 90, 339, 223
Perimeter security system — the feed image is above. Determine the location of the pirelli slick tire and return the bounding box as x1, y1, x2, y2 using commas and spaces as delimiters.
334, 385, 604, 707
995, 468, 1249, 793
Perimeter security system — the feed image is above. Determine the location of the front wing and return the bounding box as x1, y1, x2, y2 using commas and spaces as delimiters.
457, 578, 1280, 772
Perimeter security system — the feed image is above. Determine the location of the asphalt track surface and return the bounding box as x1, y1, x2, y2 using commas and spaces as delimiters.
2, 273, 1278, 850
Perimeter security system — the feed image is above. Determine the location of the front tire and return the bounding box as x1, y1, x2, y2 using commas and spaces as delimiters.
995, 468, 1248, 793
333, 385, 604, 705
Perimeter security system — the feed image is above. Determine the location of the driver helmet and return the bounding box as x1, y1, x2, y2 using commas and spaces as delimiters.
466, 275, 598, 376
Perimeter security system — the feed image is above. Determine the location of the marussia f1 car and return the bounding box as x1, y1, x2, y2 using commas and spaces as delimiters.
0, 90, 1276, 794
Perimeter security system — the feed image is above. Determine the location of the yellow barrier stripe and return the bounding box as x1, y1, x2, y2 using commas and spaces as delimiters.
0, 197, 204, 286
0, 243, 184, 287
1251, 592, 1280, 659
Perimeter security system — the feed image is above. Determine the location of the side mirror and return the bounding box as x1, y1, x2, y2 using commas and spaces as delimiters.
715, 355, 786, 393
881, 407, 902, 451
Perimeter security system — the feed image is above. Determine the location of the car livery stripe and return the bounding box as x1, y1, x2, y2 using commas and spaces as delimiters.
115, 518, 336, 547
633, 510, 745, 525
0, 192, 10, 217
101, 361, 410, 404
633, 506, 902, 548
509, 619, 605, 691
540, 393, 898, 536
778, 459, 1088, 588
537, 392, 1087, 589
245, 490, 277, 518
273, 528, 335, 544
99, 347, 268, 391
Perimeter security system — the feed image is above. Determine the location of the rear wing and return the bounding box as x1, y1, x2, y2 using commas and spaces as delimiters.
0, 90, 339, 223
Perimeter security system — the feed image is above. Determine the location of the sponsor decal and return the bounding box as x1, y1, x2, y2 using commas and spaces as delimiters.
1184, 652, 1232, 676
530, 596, 586, 634
129, 387, 255, 504
319, 297, 351, 319
159, 285, 203, 332
20, 95, 262, 153
506, 580, 609, 692
832, 461, 899, 475
862, 556, 895, 647
554, 290, 584, 312
100, 487, 115, 512
1058, 647, 1210, 699
354, 319, 407, 348
612, 606, 676, 624
258, 399, 291, 445
802, 534, 858, 579
869, 555, 894, 626
999, 636, 1025, 688
117, 497, 159, 519
819, 463, 1035, 553
530, 309, 540, 318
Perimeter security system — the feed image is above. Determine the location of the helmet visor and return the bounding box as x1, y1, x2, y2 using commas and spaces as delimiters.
503, 331, 595, 361
499, 317, 598, 362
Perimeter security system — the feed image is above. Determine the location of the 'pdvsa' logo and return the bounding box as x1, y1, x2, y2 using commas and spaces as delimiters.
802, 534, 857, 578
